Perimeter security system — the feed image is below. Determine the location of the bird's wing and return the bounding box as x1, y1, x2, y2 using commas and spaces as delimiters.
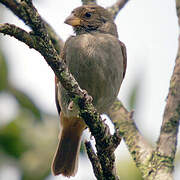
119, 40, 127, 79
54, 37, 74, 115
55, 75, 61, 115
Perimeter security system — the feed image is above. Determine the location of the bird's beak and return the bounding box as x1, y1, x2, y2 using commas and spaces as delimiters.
64, 14, 81, 27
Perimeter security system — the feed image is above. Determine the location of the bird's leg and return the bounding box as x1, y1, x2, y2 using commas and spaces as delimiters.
68, 101, 74, 110
68, 89, 93, 111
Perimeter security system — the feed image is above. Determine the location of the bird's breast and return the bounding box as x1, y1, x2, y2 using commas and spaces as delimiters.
59, 33, 124, 116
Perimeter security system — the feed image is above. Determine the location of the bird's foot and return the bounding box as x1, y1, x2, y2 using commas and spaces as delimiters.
82, 89, 93, 103
101, 123, 110, 141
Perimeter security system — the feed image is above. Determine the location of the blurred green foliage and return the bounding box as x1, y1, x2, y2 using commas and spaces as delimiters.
0, 43, 58, 179
0, 120, 29, 158
0, 48, 42, 121
0, 49, 8, 91
128, 83, 139, 111
9, 86, 42, 120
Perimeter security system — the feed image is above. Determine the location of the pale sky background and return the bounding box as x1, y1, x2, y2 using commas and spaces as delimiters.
0, 0, 180, 179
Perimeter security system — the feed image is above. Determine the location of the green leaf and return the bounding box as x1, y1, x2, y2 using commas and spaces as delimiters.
128, 76, 142, 111
9, 86, 42, 121
0, 121, 29, 158
128, 84, 138, 110
0, 49, 8, 91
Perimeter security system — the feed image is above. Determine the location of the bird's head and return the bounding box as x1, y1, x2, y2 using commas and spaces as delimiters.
64, 5, 118, 37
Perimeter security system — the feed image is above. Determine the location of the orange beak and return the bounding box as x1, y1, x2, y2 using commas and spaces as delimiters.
64, 14, 81, 26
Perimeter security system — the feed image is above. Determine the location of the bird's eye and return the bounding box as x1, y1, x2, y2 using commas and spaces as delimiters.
84, 12, 92, 18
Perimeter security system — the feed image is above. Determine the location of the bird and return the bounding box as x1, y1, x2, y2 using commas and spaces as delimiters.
51, 4, 127, 177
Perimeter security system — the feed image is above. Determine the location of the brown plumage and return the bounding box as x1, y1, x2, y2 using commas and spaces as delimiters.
52, 4, 127, 177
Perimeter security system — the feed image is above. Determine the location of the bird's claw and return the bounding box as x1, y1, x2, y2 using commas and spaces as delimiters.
101, 123, 110, 141
82, 89, 93, 103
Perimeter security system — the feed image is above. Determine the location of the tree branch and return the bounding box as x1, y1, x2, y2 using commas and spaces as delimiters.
149, 1, 180, 178
0, 0, 120, 179
107, 99, 153, 178
0, 0, 64, 54
0, 23, 35, 48
85, 141, 104, 180
82, 0, 96, 5
107, 0, 130, 19
43, 21, 64, 54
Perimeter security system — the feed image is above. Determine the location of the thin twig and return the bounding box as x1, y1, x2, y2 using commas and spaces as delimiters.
0, 23, 35, 48
85, 141, 104, 180
107, 0, 130, 19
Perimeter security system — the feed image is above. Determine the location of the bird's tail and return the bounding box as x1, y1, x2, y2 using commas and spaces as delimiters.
51, 115, 85, 177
